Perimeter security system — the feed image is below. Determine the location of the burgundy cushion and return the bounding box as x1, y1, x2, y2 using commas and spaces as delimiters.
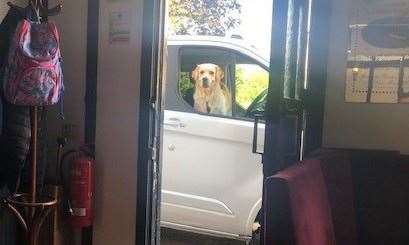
349, 151, 409, 245
310, 150, 358, 245
264, 149, 408, 245
265, 159, 336, 245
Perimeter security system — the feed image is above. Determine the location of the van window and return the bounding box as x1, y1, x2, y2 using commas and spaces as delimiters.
235, 63, 269, 119
177, 47, 268, 120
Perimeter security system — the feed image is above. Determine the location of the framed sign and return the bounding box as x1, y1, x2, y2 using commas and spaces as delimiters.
109, 8, 131, 45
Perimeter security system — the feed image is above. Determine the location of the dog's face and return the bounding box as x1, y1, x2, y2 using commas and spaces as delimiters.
192, 63, 224, 89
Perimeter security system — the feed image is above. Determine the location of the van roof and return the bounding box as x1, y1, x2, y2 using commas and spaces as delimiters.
167, 35, 270, 68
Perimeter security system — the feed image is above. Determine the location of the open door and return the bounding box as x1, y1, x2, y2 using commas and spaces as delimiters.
258, 0, 329, 243
262, 0, 311, 184
137, 0, 329, 243
137, 0, 166, 244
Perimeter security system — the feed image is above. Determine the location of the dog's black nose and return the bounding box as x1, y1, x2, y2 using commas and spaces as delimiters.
202, 77, 209, 87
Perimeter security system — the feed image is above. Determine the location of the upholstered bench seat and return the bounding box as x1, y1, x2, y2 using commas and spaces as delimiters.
264, 149, 409, 245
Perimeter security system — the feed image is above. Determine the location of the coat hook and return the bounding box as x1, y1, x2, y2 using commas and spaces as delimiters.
39, 0, 63, 11
7, 1, 62, 17
43, 3, 63, 17
7, 1, 24, 12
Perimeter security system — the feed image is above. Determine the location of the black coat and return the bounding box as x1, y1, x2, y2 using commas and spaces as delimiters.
0, 7, 47, 197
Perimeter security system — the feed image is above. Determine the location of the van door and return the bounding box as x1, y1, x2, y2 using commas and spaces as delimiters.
161, 45, 268, 237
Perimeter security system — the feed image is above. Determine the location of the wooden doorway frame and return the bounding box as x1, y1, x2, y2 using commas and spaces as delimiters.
136, 0, 165, 244
134, 0, 331, 244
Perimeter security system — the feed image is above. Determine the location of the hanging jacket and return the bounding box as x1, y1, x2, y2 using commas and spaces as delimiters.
0, 6, 48, 197
0, 7, 30, 196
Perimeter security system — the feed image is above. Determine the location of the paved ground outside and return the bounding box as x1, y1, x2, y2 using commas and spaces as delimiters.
161, 228, 246, 245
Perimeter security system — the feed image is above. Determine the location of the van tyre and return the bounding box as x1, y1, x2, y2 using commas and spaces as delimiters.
249, 229, 260, 245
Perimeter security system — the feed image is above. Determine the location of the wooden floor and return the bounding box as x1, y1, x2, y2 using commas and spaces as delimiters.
161, 228, 246, 245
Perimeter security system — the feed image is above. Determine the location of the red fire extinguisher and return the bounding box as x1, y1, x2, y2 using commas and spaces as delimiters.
61, 147, 95, 228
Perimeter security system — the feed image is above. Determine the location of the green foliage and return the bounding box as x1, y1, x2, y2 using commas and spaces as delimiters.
235, 65, 269, 109
179, 72, 194, 96
169, 0, 242, 36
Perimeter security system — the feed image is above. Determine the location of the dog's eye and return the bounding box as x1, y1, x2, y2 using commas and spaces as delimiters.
209, 71, 215, 75
200, 71, 205, 75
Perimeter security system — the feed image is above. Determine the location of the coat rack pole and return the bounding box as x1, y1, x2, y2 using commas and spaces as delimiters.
30, 107, 38, 205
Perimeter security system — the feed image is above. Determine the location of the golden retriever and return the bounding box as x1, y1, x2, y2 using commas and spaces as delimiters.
191, 63, 232, 116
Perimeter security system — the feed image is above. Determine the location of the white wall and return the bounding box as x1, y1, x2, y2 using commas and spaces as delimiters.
323, 0, 409, 154
0, 1, 12, 17
47, 0, 88, 147
93, 0, 142, 244
50, 1, 88, 244
52, 0, 143, 243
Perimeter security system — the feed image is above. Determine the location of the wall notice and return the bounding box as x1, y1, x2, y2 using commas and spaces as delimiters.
109, 8, 131, 45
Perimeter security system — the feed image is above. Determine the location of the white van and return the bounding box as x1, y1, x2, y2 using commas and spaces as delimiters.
161, 36, 269, 242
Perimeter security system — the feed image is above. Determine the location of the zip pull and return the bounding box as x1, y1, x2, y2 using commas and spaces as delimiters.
67, 199, 74, 215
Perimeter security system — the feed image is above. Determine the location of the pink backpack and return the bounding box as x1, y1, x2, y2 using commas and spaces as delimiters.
3, 19, 63, 106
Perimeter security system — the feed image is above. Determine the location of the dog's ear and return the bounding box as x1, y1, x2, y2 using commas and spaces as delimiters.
192, 65, 200, 83
216, 66, 225, 82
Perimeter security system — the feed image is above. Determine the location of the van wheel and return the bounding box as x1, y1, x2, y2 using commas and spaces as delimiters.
249, 231, 260, 245
248, 222, 261, 245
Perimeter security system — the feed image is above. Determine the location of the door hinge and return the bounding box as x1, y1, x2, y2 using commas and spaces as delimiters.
149, 135, 160, 161
150, 102, 156, 110
149, 146, 157, 162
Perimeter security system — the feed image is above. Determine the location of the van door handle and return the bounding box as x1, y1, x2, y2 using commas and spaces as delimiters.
163, 118, 186, 128
252, 114, 264, 155
164, 121, 180, 128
